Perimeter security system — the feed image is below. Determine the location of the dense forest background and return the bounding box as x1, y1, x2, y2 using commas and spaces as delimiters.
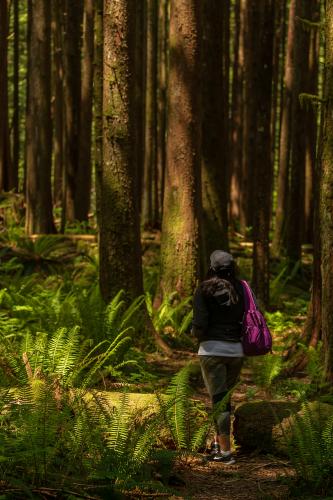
1, 0, 333, 498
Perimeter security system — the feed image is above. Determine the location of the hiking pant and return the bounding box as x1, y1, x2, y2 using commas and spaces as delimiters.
199, 355, 243, 435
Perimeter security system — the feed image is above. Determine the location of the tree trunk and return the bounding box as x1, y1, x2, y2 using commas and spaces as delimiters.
25, 0, 55, 234
63, 0, 83, 223
286, 0, 311, 263
142, 0, 158, 229
304, 0, 320, 244
252, 0, 275, 308
94, 0, 103, 228
100, 0, 144, 302
270, 0, 286, 172
52, 0, 64, 206
201, 0, 229, 259
241, 1, 257, 232
76, 0, 94, 222
133, 0, 146, 218
156, 0, 168, 223
0, 0, 12, 191
230, 0, 244, 225
320, 0, 333, 383
12, 0, 19, 191
159, 0, 202, 299
272, 0, 297, 257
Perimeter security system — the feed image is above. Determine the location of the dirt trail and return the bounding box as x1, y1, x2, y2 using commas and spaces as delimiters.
146, 350, 295, 500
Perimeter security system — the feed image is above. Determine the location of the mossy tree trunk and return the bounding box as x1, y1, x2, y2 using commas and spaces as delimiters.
76, 0, 94, 222
25, 0, 55, 234
230, 0, 244, 225
156, 0, 168, 224
12, 0, 19, 191
0, 0, 12, 191
320, 0, 333, 383
51, 0, 64, 206
286, 0, 311, 263
201, 0, 229, 259
94, 0, 103, 228
63, 0, 83, 223
272, 0, 296, 257
304, 0, 320, 244
241, 1, 257, 232
159, 0, 202, 299
100, 0, 144, 303
252, 0, 275, 308
142, 0, 158, 229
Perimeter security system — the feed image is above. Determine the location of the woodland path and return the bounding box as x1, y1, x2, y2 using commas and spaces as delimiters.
142, 350, 295, 500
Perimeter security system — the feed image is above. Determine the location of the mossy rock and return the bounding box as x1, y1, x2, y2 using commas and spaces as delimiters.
272, 401, 333, 456
233, 400, 300, 452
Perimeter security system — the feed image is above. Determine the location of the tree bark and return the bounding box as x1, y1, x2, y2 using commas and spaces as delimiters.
12, 0, 19, 191
133, 0, 146, 218
272, 0, 297, 257
230, 0, 244, 225
159, 0, 202, 299
201, 0, 229, 258
52, 0, 64, 206
304, 0, 320, 244
25, 0, 55, 234
63, 0, 83, 223
156, 0, 168, 223
100, 0, 144, 302
320, 0, 333, 383
0, 0, 12, 191
94, 0, 103, 228
286, 0, 311, 263
142, 0, 158, 229
252, 0, 275, 308
76, 0, 94, 222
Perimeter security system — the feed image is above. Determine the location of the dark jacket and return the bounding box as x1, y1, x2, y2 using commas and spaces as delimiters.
192, 279, 245, 343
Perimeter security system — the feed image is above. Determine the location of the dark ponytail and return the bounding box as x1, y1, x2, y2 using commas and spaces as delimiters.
200, 263, 239, 304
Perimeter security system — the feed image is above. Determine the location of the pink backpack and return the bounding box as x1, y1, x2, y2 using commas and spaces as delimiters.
241, 280, 272, 356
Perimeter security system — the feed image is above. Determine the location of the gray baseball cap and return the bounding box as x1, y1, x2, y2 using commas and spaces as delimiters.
210, 250, 234, 271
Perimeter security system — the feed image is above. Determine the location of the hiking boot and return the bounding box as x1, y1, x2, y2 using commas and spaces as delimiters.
209, 441, 220, 456
211, 451, 236, 465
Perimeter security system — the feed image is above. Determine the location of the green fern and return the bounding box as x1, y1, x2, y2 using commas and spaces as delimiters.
287, 401, 333, 494
161, 363, 208, 452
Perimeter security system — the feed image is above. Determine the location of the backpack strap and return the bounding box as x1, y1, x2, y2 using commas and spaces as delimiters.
240, 280, 257, 311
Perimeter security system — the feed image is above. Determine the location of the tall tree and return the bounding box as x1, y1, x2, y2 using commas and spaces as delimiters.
25, 0, 55, 234
76, 0, 94, 222
159, 0, 202, 299
272, 0, 297, 256
142, 0, 158, 229
52, 0, 64, 205
133, 0, 146, 217
0, 0, 12, 191
63, 0, 83, 223
12, 0, 19, 190
286, 0, 311, 263
94, 0, 103, 227
100, 0, 144, 302
252, 0, 275, 308
156, 0, 168, 222
320, 0, 333, 382
241, 1, 257, 232
230, 0, 244, 224
201, 0, 229, 257
304, 0, 320, 244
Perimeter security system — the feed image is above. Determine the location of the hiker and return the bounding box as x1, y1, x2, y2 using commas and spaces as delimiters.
192, 250, 249, 464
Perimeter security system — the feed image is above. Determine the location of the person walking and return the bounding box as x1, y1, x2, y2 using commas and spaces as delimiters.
192, 250, 248, 464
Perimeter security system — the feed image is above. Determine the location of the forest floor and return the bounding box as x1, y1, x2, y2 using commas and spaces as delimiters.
139, 350, 296, 500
